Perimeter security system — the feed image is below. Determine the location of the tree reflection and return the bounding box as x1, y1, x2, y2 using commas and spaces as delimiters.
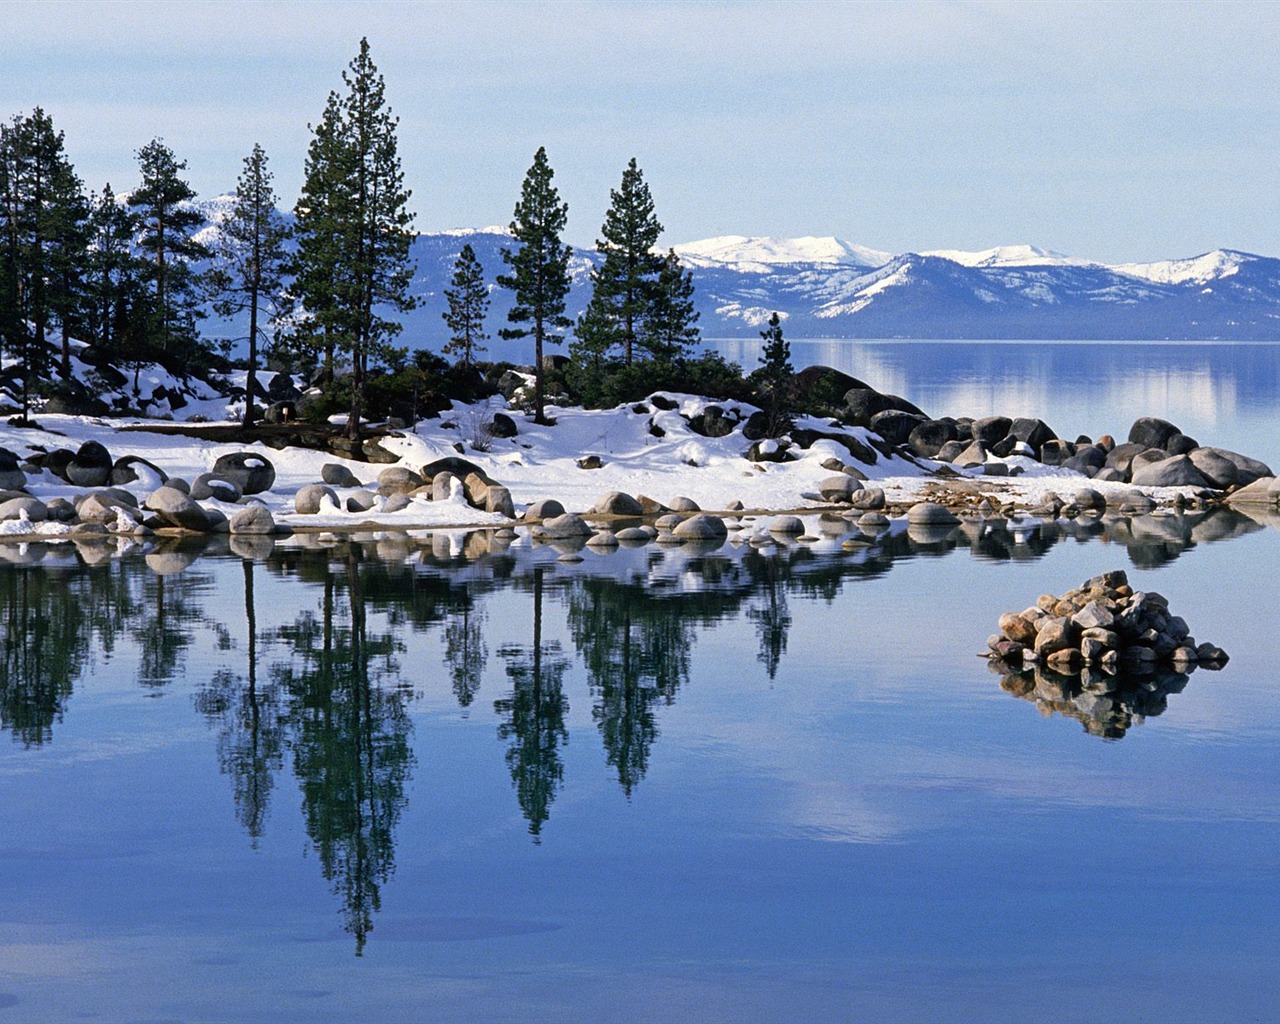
0, 569, 87, 746
496, 564, 570, 840
194, 560, 285, 844
271, 553, 415, 955
566, 577, 693, 796
444, 598, 487, 709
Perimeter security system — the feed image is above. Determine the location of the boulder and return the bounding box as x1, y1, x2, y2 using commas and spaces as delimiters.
1187, 448, 1238, 489
769, 516, 806, 535
1105, 442, 1150, 478
1130, 454, 1211, 488
686, 405, 737, 438
382, 493, 412, 514
189, 474, 242, 502
1128, 417, 1181, 451
906, 502, 960, 526
850, 487, 886, 510
843, 388, 926, 426
746, 439, 793, 463
229, 504, 276, 535
322, 463, 362, 488
75, 493, 134, 525
212, 452, 275, 495
907, 418, 958, 458
294, 484, 338, 515
143, 486, 211, 531
1209, 448, 1273, 486
523, 498, 566, 521
345, 490, 377, 512
431, 471, 458, 502
1008, 417, 1056, 456
489, 412, 518, 438
1223, 476, 1280, 507
970, 416, 1013, 448
818, 476, 859, 502
936, 440, 968, 463
0, 496, 46, 522
1039, 439, 1076, 467
378, 466, 426, 495
953, 440, 988, 467
537, 513, 593, 539
592, 491, 644, 516
66, 441, 113, 487
485, 485, 515, 518
869, 410, 928, 447
1167, 433, 1199, 456
109, 455, 168, 490
672, 514, 729, 540
668, 496, 701, 512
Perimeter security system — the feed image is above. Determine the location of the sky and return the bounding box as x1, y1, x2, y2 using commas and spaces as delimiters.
3, 0, 1279, 263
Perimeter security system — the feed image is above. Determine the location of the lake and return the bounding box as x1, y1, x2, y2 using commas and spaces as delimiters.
1, 341, 1279, 1023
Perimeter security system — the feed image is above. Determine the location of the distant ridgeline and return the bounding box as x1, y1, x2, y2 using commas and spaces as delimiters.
22, 189, 1274, 358
281, 230, 1280, 351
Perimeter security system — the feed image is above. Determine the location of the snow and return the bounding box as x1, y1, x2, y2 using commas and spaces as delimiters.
673, 235, 892, 272
1113, 249, 1248, 286
921, 244, 1092, 269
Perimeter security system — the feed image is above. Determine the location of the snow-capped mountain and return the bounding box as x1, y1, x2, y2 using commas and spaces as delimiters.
188, 194, 1280, 348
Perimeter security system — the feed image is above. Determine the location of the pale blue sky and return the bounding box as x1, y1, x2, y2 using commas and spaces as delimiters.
3, 0, 1278, 262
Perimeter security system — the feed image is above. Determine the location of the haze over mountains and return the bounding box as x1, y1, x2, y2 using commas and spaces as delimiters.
196, 198, 1280, 350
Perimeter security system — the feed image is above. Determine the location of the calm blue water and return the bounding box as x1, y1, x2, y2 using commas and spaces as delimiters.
715, 338, 1280, 469
2, 341, 1279, 1023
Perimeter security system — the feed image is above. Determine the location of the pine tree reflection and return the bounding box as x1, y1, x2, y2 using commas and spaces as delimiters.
496, 564, 570, 840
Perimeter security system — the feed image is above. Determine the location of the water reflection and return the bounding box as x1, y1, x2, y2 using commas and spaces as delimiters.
0, 504, 1270, 951
991, 659, 1196, 740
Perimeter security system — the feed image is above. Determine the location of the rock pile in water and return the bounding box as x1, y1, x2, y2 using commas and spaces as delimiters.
986, 569, 1228, 674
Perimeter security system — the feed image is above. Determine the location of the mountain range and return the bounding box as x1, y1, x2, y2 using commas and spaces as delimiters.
196, 199, 1280, 351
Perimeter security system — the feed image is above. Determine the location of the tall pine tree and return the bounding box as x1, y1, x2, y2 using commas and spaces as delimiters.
755, 312, 793, 436
83, 184, 150, 369
207, 144, 291, 427
642, 248, 700, 364
128, 138, 210, 369
0, 109, 90, 419
441, 242, 488, 367
579, 158, 663, 367
289, 38, 417, 439
498, 147, 571, 425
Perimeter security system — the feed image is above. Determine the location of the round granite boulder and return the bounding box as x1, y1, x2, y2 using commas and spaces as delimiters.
66, 441, 113, 487
212, 452, 275, 495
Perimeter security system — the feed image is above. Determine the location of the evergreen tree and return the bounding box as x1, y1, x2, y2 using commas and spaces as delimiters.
755, 312, 793, 436
441, 242, 488, 367
641, 248, 700, 364
289, 38, 417, 439
83, 184, 151, 368
207, 144, 291, 427
579, 157, 663, 366
128, 138, 210, 368
497, 146, 571, 425
0, 109, 90, 419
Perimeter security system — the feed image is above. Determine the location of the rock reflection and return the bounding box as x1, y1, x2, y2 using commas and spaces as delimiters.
991, 658, 1194, 739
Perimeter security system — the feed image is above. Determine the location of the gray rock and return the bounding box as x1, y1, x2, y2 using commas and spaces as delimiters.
537, 513, 593, 539
0, 496, 47, 522
485, 485, 515, 518
818, 475, 859, 502
1208, 448, 1273, 486
971, 416, 1012, 447
382, 493, 412, 514
189, 474, 242, 502
379, 466, 426, 495
673, 514, 729, 540
76, 493, 134, 525
614, 527, 653, 543
769, 515, 806, 535
66, 440, 113, 487
1128, 416, 1181, 451
212, 452, 275, 495
1073, 488, 1105, 510
1186, 448, 1238, 489
906, 502, 960, 526
229, 504, 276, 535
44, 497, 76, 522
322, 463, 363, 488
489, 412, 518, 438
1034, 616, 1078, 656
857, 511, 890, 529
1073, 601, 1116, 631
668, 495, 701, 512
1008, 417, 1056, 455
1105, 442, 1149, 478
936, 440, 968, 463
523, 498, 566, 521
294, 484, 338, 515
1130, 454, 1211, 488
850, 487, 886, 510
907, 418, 958, 458
144, 486, 211, 531
953, 440, 988, 467
869, 410, 928, 447
592, 491, 645, 516
109, 455, 169, 489
1224, 476, 1280, 506
345, 490, 377, 512
431, 471, 458, 502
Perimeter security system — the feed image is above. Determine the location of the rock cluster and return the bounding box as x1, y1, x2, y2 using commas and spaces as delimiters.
0, 442, 280, 537
986, 569, 1227, 674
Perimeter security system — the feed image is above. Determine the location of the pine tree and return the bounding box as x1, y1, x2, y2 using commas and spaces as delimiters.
128, 138, 210, 368
84, 184, 150, 366
207, 144, 291, 427
580, 157, 664, 366
289, 38, 417, 439
441, 242, 488, 367
755, 312, 793, 436
498, 146, 572, 425
642, 249, 700, 364
0, 109, 90, 419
